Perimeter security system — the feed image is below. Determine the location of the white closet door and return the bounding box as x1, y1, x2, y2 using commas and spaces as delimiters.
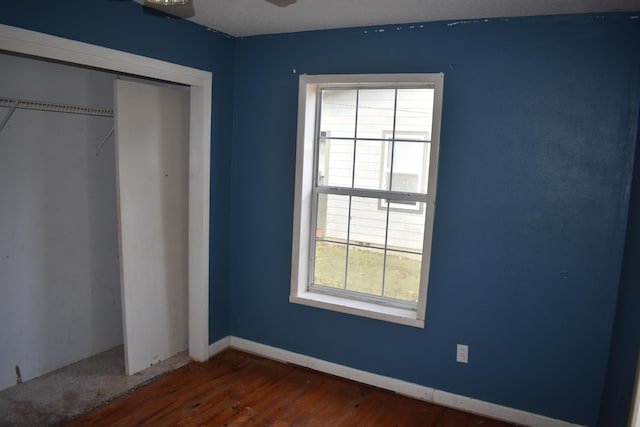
114, 79, 189, 375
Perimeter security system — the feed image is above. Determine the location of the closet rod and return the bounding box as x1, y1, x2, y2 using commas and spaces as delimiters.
0, 97, 113, 118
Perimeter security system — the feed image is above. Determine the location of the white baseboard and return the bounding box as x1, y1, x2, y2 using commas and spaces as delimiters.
207, 336, 584, 427
208, 336, 230, 357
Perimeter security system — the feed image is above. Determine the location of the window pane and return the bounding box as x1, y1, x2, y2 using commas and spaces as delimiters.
346, 246, 384, 296
318, 194, 349, 242
357, 89, 395, 139
387, 204, 426, 252
321, 139, 354, 187
313, 241, 346, 289
395, 89, 434, 139
383, 251, 422, 302
353, 139, 388, 190
349, 196, 387, 249
320, 89, 356, 138
390, 141, 429, 194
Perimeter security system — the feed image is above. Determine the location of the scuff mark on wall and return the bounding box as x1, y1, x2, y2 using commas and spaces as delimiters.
447, 18, 493, 27
447, 19, 480, 26
362, 24, 429, 34
205, 27, 234, 38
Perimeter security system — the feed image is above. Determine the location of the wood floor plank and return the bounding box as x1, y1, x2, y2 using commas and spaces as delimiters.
64, 349, 516, 427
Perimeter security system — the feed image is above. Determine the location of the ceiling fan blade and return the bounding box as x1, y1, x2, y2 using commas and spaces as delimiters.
265, 0, 297, 7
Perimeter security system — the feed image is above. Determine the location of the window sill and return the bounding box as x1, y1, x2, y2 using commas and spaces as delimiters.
290, 291, 425, 328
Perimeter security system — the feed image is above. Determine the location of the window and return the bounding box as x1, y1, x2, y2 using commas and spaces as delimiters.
290, 74, 444, 328
379, 131, 429, 213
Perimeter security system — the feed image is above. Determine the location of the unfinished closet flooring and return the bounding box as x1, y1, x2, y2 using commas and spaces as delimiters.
0, 346, 191, 427
66, 348, 516, 427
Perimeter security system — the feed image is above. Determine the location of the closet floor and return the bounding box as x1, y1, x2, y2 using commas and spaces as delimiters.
0, 346, 191, 427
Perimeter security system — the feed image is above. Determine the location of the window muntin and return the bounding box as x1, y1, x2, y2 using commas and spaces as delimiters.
291, 73, 443, 328
380, 132, 430, 212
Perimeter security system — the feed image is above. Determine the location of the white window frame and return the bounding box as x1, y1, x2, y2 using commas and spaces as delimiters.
290, 73, 444, 328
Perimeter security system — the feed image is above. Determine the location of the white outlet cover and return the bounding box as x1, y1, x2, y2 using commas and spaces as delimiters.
456, 344, 469, 363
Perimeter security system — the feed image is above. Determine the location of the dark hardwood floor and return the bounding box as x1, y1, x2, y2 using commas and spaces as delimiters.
65, 349, 515, 426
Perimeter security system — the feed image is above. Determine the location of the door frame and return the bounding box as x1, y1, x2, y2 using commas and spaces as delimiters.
0, 24, 212, 362
630, 353, 640, 427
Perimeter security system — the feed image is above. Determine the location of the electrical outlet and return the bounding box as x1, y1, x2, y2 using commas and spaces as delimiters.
456, 344, 469, 364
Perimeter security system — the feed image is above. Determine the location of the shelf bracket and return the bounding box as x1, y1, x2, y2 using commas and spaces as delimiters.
96, 128, 115, 156
0, 100, 19, 134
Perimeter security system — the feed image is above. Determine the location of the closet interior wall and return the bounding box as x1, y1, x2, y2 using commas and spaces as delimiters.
0, 52, 122, 391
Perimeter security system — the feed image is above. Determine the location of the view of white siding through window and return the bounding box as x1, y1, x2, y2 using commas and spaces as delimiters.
312, 87, 434, 306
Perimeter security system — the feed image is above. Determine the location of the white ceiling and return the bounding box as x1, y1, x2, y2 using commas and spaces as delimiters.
135, 0, 640, 37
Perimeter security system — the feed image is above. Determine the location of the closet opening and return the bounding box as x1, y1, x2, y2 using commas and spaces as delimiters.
0, 24, 212, 424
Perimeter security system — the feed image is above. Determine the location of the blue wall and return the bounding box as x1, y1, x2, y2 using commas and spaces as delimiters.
0, 0, 235, 342
598, 105, 640, 426
4, 4, 640, 426
229, 14, 640, 426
